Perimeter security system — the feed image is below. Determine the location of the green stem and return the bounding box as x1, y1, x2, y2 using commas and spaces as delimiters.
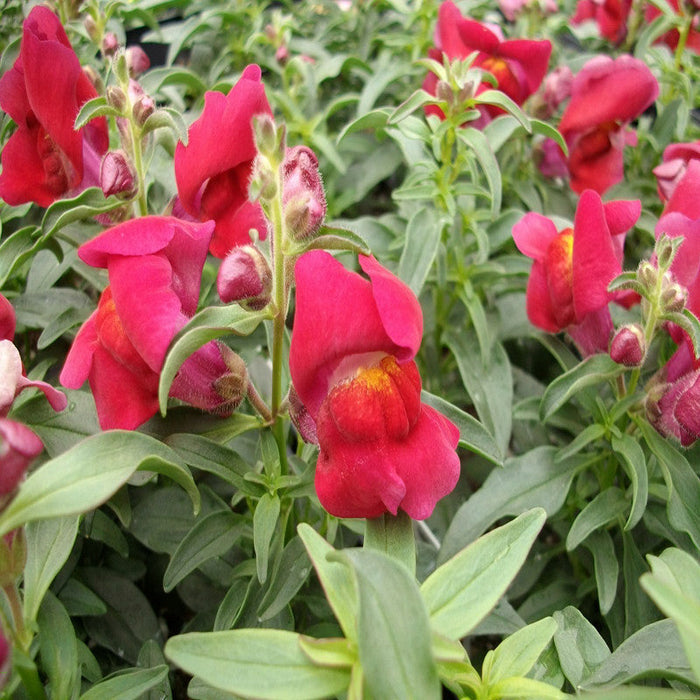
2, 582, 30, 652
129, 122, 149, 217
364, 511, 416, 576
674, 13, 692, 72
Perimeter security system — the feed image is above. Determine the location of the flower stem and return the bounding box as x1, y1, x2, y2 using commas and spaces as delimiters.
364, 511, 416, 576
674, 13, 692, 72
129, 122, 149, 217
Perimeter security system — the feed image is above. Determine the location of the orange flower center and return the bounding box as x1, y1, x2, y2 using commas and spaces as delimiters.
545, 228, 576, 327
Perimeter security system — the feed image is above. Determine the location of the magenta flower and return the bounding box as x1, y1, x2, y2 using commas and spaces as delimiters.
0, 418, 43, 495
513, 190, 640, 355
558, 55, 658, 194
572, 0, 632, 44
423, 1, 551, 123
651, 369, 700, 447
175, 65, 273, 258
654, 141, 700, 203
289, 250, 460, 520
0, 294, 15, 342
0, 7, 108, 207
60, 216, 239, 430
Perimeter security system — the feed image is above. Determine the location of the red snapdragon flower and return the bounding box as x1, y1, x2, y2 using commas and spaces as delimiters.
0, 7, 108, 207
60, 216, 239, 430
572, 0, 632, 44
557, 55, 658, 194
174, 65, 273, 258
423, 1, 551, 123
289, 251, 460, 520
513, 190, 640, 355
645, 0, 700, 54
654, 141, 700, 202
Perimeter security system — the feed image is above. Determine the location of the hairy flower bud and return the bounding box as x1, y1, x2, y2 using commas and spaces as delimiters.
610, 324, 646, 366
435, 80, 454, 106
101, 32, 119, 57
106, 85, 128, 114
132, 94, 156, 126
0, 529, 26, 586
249, 154, 278, 202
213, 345, 248, 411
282, 146, 326, 241
0, 419, 43, 496
84, 15, 99, 42
217, 245, 272, 310
637, 260, 658, 291
253, 114, 279, 159
660, 272, 688, 313
650, 369, 700, 447
125, 46, 150, 77
100, 150, 136, 199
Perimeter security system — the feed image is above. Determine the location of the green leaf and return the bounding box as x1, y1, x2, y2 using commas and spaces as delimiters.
553, 607, 610, 689
611, 433, 648, 530
540, 354, 624, 421
59, 578, 107, 617
337, 108, 390, 143
158, 306, 267, 413
458, 126, 502, 216
364, 511, 415, 576
421, 391, 502, 465
297, 524, 357, 640
484, 617, 557, 684
163, 511, 247, 592
23, 516, 80, 624
298, 637, 355, 669
639, 420, 700, 549
555, 423, 606, 463
583, 530, 619, 616
74, 96, 123, 129
141, 107, 189, 143
80, 666, 170, 700
397, 208, 444, 295
641, 548, 700, 684
567, 487, 627, 550
444, 331, 512, 458
475, 90, 531, 132
582, 619, 696, 688
488, 676, 566, 699
422, 508, 546, 640
531, 118, 568, 154
0, 226, 40, 287
388, 89, 436, 125
254, 493, 281, 584
41, 187, 122, 240
165, 629, 350, 699
296, 225, 371, 256
339, 549, 440, 700
0, 431, 179, 537
38, 592, 79, 700
440, 447, 583, 561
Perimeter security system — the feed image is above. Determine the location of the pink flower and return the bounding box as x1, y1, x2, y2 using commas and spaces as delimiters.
558, 55, 658, 194
423, 1, 551, 123
0, 418, 43, 495
645, 0, 700, 54
654, 141, 700, 202
0, 295, 15, 342
0, 7, 108, 207
289, 250, 460, 520
499, 0, 558, 22
572, 0, 632, 44
60, 216, 239, 430
650, 368, 700, 447
513, 190, 640, 354
175, 65, 273, 258
282, 146, 326, 240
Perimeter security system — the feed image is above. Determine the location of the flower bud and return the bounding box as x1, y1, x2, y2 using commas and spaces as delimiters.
213, 346, 249, 411
0, 419, 43, 496
275, 45, 290, 65
106, 85, 128, 113
100, 150, 136, 199
282, 145, 326, 241
637, 260, 658, 290
249, 155, 278, 202
660, 272, 687, 313
125, 46, 150, 77
610, 323, 646, 366
650, 369, 700, 447
113, 49, 130, 85
217, 245, 272, 310
253, 114, 279, 159
435, 80, 454, 107
132, 94, 156, 126
84, 15, 99, 42
82, 65, 104, 93
101, 32, 119, 57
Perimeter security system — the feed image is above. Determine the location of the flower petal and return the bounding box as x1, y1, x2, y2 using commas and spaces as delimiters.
512, 212, 559, 260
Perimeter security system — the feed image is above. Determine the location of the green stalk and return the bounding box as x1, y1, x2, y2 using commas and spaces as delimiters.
129, 121, 149, 217
674, 13, 692, 72
364, 511, 416, 576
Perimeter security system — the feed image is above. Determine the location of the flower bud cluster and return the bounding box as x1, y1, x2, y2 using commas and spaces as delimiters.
282, 145, 326, 241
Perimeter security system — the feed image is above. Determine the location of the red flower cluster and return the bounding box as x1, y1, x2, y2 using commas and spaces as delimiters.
289, 251, 460, 520
175, 65, 273, 258
0, 7, 108, 207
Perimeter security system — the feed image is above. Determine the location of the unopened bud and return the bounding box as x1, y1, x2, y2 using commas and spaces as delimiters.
102, 32, 119, 57
656, 236, 676, 271
458, 80, 476, 102
214, 346, 248, 410
106, 85, 127, 113
132, 95, 156, 126
217, 245, 272, 310
610, 324, 646, 367
660, 282, 687, 313
100, 150, 136, 199
0, 418, 43, 496
282, 145, 326, 241
435, 80, 454, 106
637, 260, 658, 290
113, 49, 130, 85
276, 45, 290, 65
0, 529, 26, 586
125, 46, 150, 77
249, 155, 278, 202
82, 65, 104, 93
84, 15, 99, 42
253, 114, 279, 159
